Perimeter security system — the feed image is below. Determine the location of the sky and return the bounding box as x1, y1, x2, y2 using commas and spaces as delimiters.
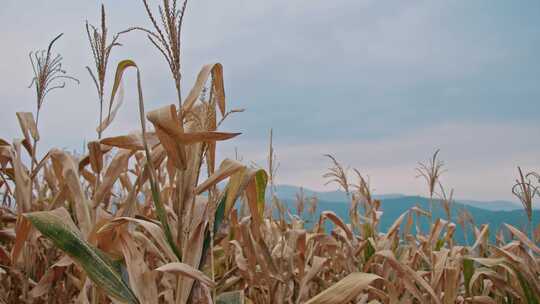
0, 0, 539, 201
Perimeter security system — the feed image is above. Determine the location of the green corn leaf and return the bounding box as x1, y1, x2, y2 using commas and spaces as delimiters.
213, 188, 229, 237
253, 169, 268, 219
24, 208, 139, 304
463, 258, 474, 296
147, 170, 181, 260
435, 238, 445, 251
364, 239, 375, 262
518, 272, 540, 304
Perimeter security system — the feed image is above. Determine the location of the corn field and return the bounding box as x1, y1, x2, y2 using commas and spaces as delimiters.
1, 1, 540, 303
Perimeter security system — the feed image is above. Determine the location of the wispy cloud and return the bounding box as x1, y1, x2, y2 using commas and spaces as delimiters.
221, 122, 540, 201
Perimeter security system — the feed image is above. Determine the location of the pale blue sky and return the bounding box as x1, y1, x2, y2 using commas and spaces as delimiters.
0, 1, 539, 200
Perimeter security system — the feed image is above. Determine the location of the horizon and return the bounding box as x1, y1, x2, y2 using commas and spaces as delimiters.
270, 183, 523, 207
1, 1, 539, 201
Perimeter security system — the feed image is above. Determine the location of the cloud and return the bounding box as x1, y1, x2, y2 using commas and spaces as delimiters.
219, 122, 540, 201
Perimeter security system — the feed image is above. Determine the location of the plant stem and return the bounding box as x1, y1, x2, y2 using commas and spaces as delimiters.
98, 94, 103, 140
95, 94, 103, 197
176, 78, 182, 109
28, 107, 41, 204
529, 218, 534, 242
428, 194, 433, 228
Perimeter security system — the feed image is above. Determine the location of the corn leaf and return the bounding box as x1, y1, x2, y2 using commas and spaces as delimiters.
304, 272, 381, 304
109, 59, 180, 260
24, 208, 139, 304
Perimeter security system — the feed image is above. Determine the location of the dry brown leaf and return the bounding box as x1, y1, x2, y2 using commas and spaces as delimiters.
101, 132, 159, 150
195, 159, 245, 195
16, 112, 39, 143
146, 104, 187, 170
87, 141, 104, 174
10, 216, 31, 264
375, 250, 441, 304
98, 216, 179, 262
304, 272, 381, 304
320, 211, 353, 240
93, 149, 133, 207
120, 231, 159, 303
504, 223, 540, 255
30, 255, 73, 298
11, 140, 31, 213
471, 225, 489, 252
183, 63, 225, 117
50, 148, 92, 236
297, 256, 327, 303
97, 80, 125, 134
155, 262, 216, 288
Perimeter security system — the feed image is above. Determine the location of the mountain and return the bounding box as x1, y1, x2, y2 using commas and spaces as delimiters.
272, 184, 520, 211
268, 185, 533, 244
272, 184, 406, 203
274, 195, 537, 244
457, 199, 521, 211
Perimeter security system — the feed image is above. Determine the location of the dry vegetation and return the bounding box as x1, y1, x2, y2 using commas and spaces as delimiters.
1, 1, 540, 303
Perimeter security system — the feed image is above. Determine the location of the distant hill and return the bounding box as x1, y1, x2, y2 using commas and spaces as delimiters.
457, 199, 521, 211
272, 184, 521, 211
269, 185, 534, 244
